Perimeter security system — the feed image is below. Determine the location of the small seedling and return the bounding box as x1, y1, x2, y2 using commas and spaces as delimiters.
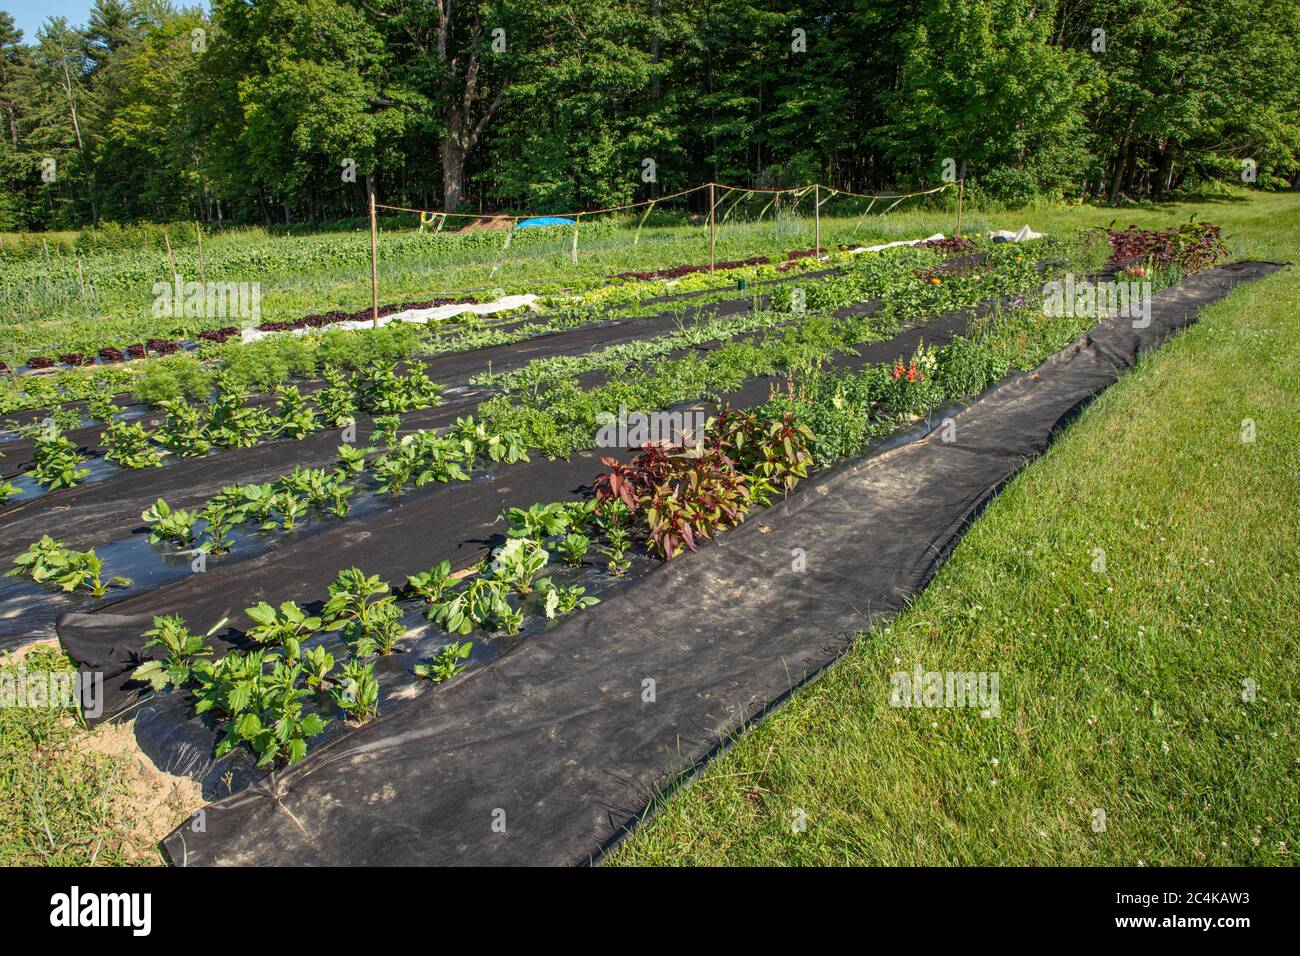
414, 641, 473, 683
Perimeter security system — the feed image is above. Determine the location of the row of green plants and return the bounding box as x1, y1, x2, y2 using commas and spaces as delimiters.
0, 230, 867, 395
1, 363, 445, 499
124, 501, 616, 768
473, 238, 1098, 459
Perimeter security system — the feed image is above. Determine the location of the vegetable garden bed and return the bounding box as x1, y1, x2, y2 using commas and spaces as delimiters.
3, 221, 1253, 865
145, 259, 1279, 865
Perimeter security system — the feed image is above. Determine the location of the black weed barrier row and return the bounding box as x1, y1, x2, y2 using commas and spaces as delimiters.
132, 260, 1281, 865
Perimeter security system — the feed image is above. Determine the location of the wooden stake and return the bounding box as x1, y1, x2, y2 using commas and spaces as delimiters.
955, 179, 965, 237
164, 232, 178, 287
195, 222, 206, 286
76, 258, 86, 299
368, 183, 380, 328
814, 183, 821, 257
708, 182, 716, 273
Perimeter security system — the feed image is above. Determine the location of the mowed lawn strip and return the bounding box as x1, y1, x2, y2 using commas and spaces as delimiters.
610, 265, 1299, 867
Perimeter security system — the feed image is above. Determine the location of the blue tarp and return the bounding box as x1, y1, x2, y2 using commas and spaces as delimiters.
516, 217, 576, 229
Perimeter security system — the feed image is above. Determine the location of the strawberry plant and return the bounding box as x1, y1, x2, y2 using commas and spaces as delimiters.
0, 478, 19, 505
141, 499, 200, 547
332, 659, 379, 723
131, 614, 215, 691
102, 419, 164, 469
556, 533, 591, 567
413, 641, 472, 683
490, 538, 549, 593
8, 536, 132, 595
244, 600, 321, 662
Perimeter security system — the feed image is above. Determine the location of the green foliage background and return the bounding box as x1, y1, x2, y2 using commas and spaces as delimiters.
0, 0, 1296, 231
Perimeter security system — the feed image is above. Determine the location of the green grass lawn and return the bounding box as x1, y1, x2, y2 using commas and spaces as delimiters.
609, 203, 1299, 865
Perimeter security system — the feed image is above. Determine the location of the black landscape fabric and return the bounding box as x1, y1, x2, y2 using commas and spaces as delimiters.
51, 290, 989, 719
156, 260, 1279, 865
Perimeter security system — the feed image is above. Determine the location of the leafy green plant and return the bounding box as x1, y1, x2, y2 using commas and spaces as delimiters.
130, 614, 215, 691
601, 527, 632, 576
346, 598, 405, 656
207, 376, 271, 448
332, 659, 379, 723
413, 641, 472, 683
194, 650, 264, 726
270, 491, 308, 530
101, 419, 164, 469
538, 578, 600, 617
157, 399, 212, 457
141, 498, 200, 547
489, 538, 549, 593
274, 385, 320, 439
301, 645, 335, 689
228, 660, 330, 767
244, 600, 321, 662
25, 424, 90, 489
449, 416, 530, 466
504, 502, 570, 539
563, 499, 600, 533
406, 560, 456, 603
85, 386, 120, 423
316, 365, 358, 427
556, 533, 591, 567
8, 535, 132, 595
371, 414, 401, 449
356, 362, 442, 414
429, 576, 512, 635
335, 443, 370, 476
198, 502, 239, 555
323, 568, 403, 655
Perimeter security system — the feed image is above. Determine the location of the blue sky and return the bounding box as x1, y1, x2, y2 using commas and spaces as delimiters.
5, 1, 209, 40
7, 1, 100, 38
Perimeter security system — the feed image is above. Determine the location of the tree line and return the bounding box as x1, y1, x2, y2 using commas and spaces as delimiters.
0, 0, 1296, 230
